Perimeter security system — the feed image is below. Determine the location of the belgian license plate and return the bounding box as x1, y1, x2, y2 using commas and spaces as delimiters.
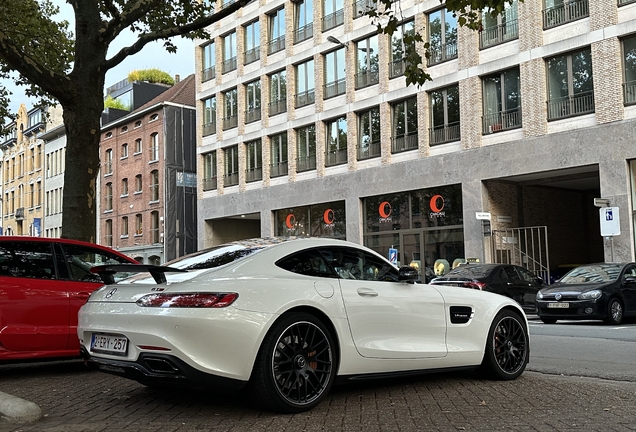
91, 333, 128, 356
547, 302, 569, 308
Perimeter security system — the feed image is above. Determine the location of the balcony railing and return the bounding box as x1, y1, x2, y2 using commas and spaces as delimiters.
391, 133, 419, 153
245, 107, 261, 123
354, 0, 376, 18
268, 35, 285, 55
325, 148, 347, 166
547, 91, 595, 120
357, 140, 381, 160
224, 172, 239, 187
324, 78, 346, 99
223, 114, 238, 130
297, 155, 317, 172
480, 19, 519, 49
623, 80, 636, 105
270, 161, 288, 177
294, 23, 314, 44
355, 69, 379, 89
429, 123, 461, 145
222, 56, 237, 73
322, 9, 344, 31
482, 108, 522, 134
203, 177, 217, 191
295, 89, 316, 108
427, 41, 458, 66
202, 121, 216, 136
389, 58, 406, 79
269, 98, 287, 116
15, 207, 25, 220
202, 66, 216, 82
246, 167, 263, 182
543, 0, 589, 29
244, 46, 260, 64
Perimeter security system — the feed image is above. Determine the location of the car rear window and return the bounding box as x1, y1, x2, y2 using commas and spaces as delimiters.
444, 265, 496, 278
165, 244, 266, 270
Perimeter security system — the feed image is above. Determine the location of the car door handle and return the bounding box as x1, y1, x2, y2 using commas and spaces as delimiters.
357, 288, 378, 297
72, 292, 91, 300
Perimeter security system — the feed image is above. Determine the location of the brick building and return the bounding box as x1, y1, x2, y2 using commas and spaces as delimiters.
195, 0, 636, 281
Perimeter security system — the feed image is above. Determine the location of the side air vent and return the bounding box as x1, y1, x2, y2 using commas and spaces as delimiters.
449, 306, 473, 324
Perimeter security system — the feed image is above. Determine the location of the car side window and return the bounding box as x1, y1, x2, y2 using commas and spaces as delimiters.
60, 244, 131, 283
276, 249, 338, 278
0, 242, 56, 279
318, 247, 399, 282
504, 266, 519, 281
517, 267, 538, 283
497, 268, 509, 281
623, 265, 636, 280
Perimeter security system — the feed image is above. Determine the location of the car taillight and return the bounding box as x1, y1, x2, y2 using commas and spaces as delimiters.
136, 293, 238, 308
463, 281, 486, 290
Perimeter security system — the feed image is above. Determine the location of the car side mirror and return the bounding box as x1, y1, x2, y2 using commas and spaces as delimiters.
625, 276, 636, 284
398, 266, 418, 283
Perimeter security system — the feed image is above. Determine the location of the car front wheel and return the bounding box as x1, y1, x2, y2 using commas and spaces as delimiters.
604, 298, 623, 325
479, 309, 529, 380
249, 312, 336, 413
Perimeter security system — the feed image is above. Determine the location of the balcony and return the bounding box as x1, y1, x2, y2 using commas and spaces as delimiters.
268, 35, 285, 55
202, 66, 216, 82
224, 172, 239, 187
294, 23, 313, 44
322, 9, 344, 31
246, 167, 263, 182
223, 115, 238, 130
547, 92, 594, 121
427, 41, 458, 66
429, 122, 461, 145
202, 121, 216, 136
203, 176, 217, 191
270, 161, 288, 177
392, 133, 419, 153
357, 140, 381, 160
324, 78, 346, 99
354, 0, 375, 18
325, 148, 347, 166
245, 107, 261, 124
389, 58, 406, 79
355, 69, 379, 89
482, 109, 522, 134
15, 207, 25, 220
295, 89, 315, 108
296, 155, 317, 172
480, 19, 519, 49
244, 46, 260, 65
222, 56, 237, 74
269, 98, 287, 116
543, 0, 589, 29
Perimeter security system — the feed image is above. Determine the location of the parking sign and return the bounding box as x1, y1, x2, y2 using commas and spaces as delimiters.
388, 248, 398, 266
600, 207, 620, 236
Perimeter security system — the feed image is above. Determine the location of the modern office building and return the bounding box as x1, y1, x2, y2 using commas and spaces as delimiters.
195, 0, 636, 281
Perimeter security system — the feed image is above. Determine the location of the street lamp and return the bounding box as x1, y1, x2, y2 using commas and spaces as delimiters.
327, 35, 347, 49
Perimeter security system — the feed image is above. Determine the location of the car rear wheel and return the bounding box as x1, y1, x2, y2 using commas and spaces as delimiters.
479, 309, 529, 380
249, 312, 336, 413
540, 317, 557, 324
604, 298, 623, 325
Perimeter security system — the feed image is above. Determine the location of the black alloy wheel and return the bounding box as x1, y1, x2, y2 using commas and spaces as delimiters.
479, 309, 529, 380
249, 312, 336, 413
604, 298, 623, 325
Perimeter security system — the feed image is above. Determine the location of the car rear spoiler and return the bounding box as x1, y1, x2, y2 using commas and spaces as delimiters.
90, 264, 187, 285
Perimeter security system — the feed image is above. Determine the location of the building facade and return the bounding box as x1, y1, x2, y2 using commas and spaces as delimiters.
99, 75, 198, 264
194, 0, 636, 281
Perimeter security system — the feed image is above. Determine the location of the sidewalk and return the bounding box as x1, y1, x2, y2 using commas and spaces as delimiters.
1, 360, 636, 431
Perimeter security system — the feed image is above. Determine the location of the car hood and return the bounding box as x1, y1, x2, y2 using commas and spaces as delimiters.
540, 282, 611, 294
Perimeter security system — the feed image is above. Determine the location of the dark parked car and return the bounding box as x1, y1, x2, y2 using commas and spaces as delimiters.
536, 263, 636, 325
0, 236, 137, 362
430, 263, 545, 313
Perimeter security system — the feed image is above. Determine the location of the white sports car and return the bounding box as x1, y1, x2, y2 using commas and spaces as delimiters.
78, 237, 529, 413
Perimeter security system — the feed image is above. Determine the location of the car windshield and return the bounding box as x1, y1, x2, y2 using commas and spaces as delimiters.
559, 264, 622, 283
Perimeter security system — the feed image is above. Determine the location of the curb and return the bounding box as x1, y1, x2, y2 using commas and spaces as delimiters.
0, 392, 42, 424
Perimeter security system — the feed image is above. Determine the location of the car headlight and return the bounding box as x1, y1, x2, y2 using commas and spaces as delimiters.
536, 291, 544, 300
577, 289, 602, 300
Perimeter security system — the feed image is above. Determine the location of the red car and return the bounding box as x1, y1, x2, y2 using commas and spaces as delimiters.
0, 236, 137, 362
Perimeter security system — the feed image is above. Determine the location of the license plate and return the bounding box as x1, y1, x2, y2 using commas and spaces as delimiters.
90, 333, 128, 356
547, 302, 569, 308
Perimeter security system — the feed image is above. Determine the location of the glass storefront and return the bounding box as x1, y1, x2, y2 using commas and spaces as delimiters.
363, 184, 464, 282
274, 200, 346, 238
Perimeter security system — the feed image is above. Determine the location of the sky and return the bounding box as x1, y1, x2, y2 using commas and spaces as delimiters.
3, 0, 196, 113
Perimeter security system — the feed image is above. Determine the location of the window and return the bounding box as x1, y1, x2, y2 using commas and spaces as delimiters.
149, 114, 158, 122
429, 86, 460, 145
324, 49, 346, 98
277, 248, 338, 278
203, 96, 216, 136
150, 133, 159, 161
202, 42, 216, 81
392, 97, 419, 152
203, 151, 217, 191
296, 59, 315, 107
135, 174, 143, 193
357, 107, 381, 160
482, 68, 521, 134
246, 140, 263, 182
150, 170, 159, 202
623, 35, 636, 105
135, 139, 142, 154
325, 117, 347, 166
105, 132, 113, 139
428, 8, 458, 66
269, 70, 287, 116
224, 145, 239, 186
323, 0, 344, 31
244, 21, 260, 64
121, 178, 129, 196
151, 211, 160, 243
121, 126, 128, 133
223, 88, 238, 130
268, 9, 285, 55
390, 21, 415, 79
354, 0, 375, 17
294, 0, 313, 43
546, 47, 594, 120
28, 183, 34, 208
355, 35, 379, 89
135, 214, 143, 235
105, 220, 113, 246
481, 1, 518, 49
222, 31, 237, 73
297, 124, 316, 172
104, 149, 113, 175
135, 120, 142, 128
317, 247, 399, 281
121, 143, 128, 158
121, 216, 129, 237
105, 182, 113, 211
0, 242, 56, 279
245, 80, 261, 123
270, 133, 288, 177
543, 0, 589, 29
